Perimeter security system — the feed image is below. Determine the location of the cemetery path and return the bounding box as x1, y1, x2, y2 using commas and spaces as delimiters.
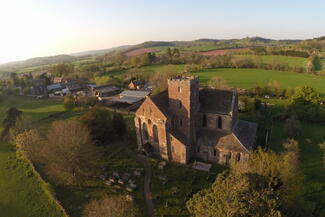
123, 146, 155, 217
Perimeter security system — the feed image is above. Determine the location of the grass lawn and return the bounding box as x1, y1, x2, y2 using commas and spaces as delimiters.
151, 161, 226, 216
111, 65, 325, 95
235, 54, 308, 68
191, 68, 325, 95
0, 142, 65, 217
0, 95, 66, 217
56, 144, 147, 217
0, 95, 64, 121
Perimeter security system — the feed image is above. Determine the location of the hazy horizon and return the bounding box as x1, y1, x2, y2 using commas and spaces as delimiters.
1, 0, 325, 64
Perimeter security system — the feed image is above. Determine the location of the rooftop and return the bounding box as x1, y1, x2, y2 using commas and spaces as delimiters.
199, 88, 234, 114
120, 90, 151, 98
233, 120, 258, 151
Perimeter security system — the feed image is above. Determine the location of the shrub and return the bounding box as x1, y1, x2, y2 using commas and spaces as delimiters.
208, 76, 229, 89
63, 95, 75, 111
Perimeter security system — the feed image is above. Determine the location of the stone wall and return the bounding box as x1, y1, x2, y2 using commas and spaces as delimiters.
199, 112, 233, 132
169, 133, 188, 164
135, 97, 169, 160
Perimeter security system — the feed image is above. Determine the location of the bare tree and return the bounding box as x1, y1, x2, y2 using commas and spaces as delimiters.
41, 120, 101, 185
208, 76, 229, 89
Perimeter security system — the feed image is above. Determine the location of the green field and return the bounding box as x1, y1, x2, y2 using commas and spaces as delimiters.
125, 65, 325, 95
235, 54, 308, 68
192, 68, 325, 94
0, 95, 65, 217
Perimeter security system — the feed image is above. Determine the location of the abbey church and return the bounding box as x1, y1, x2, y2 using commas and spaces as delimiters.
134, 76, 257, 165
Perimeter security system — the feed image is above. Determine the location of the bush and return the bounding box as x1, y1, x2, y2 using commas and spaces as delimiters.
80, 107, 126, 145
63, 95, 75, 111
41, 120, 101, 185
208, 76, 229, 89
284, 116, 302, 139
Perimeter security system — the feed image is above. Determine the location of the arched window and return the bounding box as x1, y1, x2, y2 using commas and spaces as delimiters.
218, 116, 222, 129
143, 123, 149, 140
202, 114, 207, 127
236, 153, 241, 162
179, 100, 182, 109
153, 125, 159, 143
178, 87, 181, 93
213, 149, 217, 156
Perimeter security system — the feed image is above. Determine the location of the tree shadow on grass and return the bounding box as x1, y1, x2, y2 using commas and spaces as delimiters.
0, 203, 26, 217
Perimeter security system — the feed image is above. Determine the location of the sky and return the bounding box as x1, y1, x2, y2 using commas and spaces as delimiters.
0, 0, 324, 64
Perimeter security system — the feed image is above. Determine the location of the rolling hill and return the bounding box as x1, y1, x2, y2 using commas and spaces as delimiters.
1, 36, 324, 76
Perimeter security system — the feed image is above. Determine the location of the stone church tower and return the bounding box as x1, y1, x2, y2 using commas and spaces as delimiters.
134, 76, 257, 165
167, 76, 199, 146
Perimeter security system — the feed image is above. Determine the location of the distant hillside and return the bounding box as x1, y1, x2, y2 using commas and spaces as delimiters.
70, 45, 133, 57
0, 55, 77, 74
123, 37, 302, 54
0, 36, 322, 77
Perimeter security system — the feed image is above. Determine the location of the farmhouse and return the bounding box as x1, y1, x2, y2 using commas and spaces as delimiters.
117, 90, 151, 104
30, 79, 47, 95
134, 76, 257, 165
92, 84, 120, 97
128, 80, 145, 90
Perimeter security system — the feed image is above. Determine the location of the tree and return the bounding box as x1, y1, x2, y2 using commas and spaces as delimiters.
49, 63, 74, 77
63, 95, 75, 111
94, 76, 115, 86
290, 86, 320, 104
1, 107, 22, 139
286, 86, 321, 121
187, 172, 283, 217
41, 120, 101, 185
320, 142, 325, 168
267, 80, 282, 96
113, 113, 126, 138
15, 129, 44, 161
79, 106, 117, 145
284, 116, 302, 139
9, 73, 19, 87
306, 54, 321, 73
149, 65, 181, 94
231, 145, 314, 216
208, 76, 229, 89
239, 96, 257, 112
83, 195, 138, 217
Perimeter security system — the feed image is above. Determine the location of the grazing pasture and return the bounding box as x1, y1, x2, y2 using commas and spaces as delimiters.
128, 65, 325, 95
191, 68, 325, 94
234, 54, 308, 68
199, 47, 249, 56
0, 95, 65, 217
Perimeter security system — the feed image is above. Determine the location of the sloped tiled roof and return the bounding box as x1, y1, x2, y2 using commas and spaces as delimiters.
196, 129, 248, 152
233, 120, 258, 151
196, 129, 228, 147
150, 91, 170, 117
47, 83, 62, 91
196, 123, 257, 153
120, 90, 151, 98
95, 85, 119, 93
199, 88, 234, 114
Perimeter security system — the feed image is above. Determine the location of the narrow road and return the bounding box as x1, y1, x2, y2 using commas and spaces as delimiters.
123, 147, 155, 217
